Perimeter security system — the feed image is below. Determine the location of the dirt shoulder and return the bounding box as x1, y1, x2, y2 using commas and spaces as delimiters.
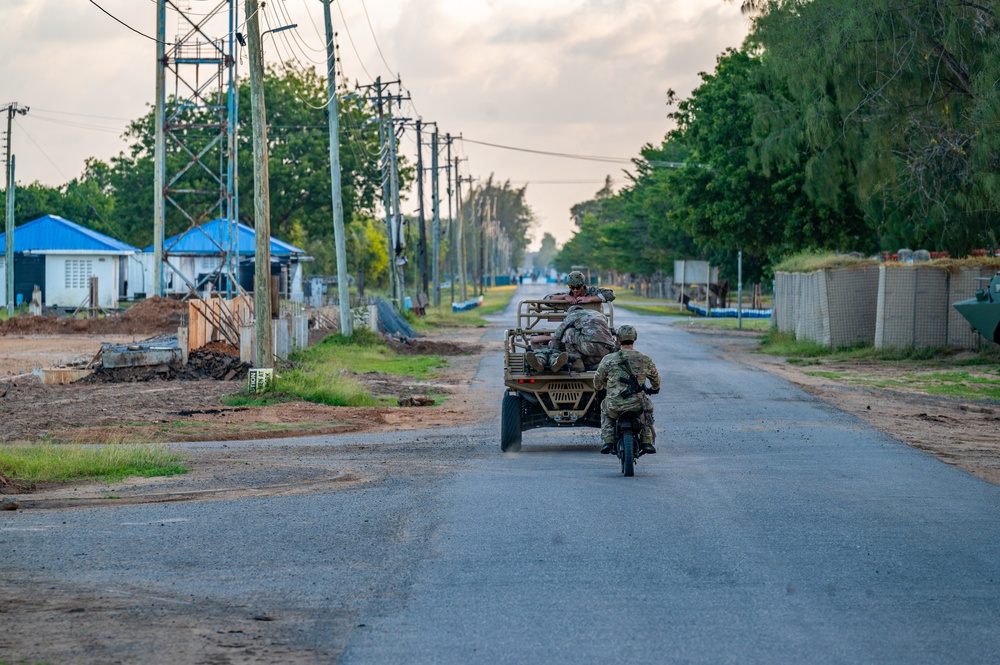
686, 325, 1000, 487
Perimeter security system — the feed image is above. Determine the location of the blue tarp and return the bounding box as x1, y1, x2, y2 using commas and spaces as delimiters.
452, 297, 482, 312
0, 215, 138, 253
686, 304, 772, 319
376, 297, 417, 338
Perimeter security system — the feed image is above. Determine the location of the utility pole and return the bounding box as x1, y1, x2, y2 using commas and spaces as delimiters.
387, 95, 404, 304
430, 127, 440, 306
445, 134, 454, 303
373, 78, 395, 302
4, 156, 14, 316
415, 120, 428, 297
246, 0, 273, 368
455, 158, 468, 302
3, 102, 27, 316
473, 190, 490, 295
153, 1, 165, 297
321, 0, 351, 335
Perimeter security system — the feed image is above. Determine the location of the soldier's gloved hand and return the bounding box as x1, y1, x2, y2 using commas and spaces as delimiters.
644, 387, 659, 395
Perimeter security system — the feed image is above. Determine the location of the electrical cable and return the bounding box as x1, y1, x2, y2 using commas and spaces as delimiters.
458, 136, 632, 164
335, 0, 376, 82
13, 118, 128, 242
355, 0, 394, 74
26, 114, 125, 134
88, 0, 177, 44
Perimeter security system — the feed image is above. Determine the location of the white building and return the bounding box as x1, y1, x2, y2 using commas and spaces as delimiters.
0, 215, 138, 309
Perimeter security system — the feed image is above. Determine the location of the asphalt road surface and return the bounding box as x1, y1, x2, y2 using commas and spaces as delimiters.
4, 281, 1000, 664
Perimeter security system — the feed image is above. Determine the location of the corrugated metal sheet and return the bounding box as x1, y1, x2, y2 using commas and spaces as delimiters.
0, 215, 138, 253
146, 218, 304, 256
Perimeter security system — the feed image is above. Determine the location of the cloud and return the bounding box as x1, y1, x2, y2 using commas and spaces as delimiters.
3, 0, 748, 248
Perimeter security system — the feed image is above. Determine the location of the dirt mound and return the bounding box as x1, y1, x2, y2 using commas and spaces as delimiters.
385, 338, 481, 356
78, 349, 251, 384
0, 296, 187, 336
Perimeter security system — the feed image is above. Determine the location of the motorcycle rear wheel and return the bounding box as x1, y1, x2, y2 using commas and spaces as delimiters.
619, 428, 635, 477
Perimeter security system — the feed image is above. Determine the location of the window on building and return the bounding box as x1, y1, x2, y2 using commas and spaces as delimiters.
65, 259, 94, 289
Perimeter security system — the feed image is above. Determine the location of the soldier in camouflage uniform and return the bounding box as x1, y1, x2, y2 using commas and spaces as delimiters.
593, 324, 660, 455
525, 305, 617, 372
545, 270, 616, 304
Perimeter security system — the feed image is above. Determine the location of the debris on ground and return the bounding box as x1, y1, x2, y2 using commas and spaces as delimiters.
0, 296, 188, 336
397, 396, 436, 407
78, 349, 251, 383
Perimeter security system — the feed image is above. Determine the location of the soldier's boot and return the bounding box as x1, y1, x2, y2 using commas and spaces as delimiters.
524, 352, 545, 373
640, 434, 656, 454
570, 359, 585, 372
549, 352, 570, 373
600, 439, 615, 455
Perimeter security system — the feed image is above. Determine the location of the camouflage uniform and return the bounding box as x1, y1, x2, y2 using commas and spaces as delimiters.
542, 306, 617, 370
593, 349, 660, 447
545, 285, 616, 303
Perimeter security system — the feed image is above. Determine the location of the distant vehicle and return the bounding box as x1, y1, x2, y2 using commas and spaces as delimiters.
500, 299, 614, 452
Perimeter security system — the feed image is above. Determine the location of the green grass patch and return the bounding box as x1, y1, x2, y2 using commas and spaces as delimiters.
235, 328, 447, 407
0, 444, 186, 484
806, 371, 848, 379
760, 330, 832, 358
412, 285, 518, 329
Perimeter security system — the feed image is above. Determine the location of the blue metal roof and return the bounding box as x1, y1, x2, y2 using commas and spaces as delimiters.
0, 214, 138, 253
146, 218, 305, 256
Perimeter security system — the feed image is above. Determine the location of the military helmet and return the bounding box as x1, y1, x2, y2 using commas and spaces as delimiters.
567, 304, 584, 312
617, 324, 637, 342
566, 271, 586, 288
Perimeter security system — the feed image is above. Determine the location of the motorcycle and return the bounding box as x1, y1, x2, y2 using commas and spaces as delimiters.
612, 386, 657, 477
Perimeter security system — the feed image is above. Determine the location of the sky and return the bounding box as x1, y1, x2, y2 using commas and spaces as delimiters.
1, 0, 750, 251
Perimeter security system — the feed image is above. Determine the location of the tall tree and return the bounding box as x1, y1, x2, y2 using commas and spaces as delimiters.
750, 0, 1000, 254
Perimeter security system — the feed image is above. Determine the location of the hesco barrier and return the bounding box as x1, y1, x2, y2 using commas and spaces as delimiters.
775, 264, 998, 350
875, 265, 995, 350
774, 266, 880, 348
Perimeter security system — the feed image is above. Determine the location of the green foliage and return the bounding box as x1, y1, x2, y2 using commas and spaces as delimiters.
750, 0, 1000, 256
534, 233, 559, 270
0, 444, 186, 483
461, 176, 536, 275
3, 64, 389, 283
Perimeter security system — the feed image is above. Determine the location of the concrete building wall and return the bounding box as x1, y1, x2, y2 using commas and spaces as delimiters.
44, 254, 120, 309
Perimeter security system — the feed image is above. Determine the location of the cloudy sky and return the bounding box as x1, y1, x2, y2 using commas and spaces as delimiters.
1, 0, 749, 249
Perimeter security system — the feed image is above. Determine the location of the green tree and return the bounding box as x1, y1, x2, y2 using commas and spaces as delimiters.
534, 233, 559, 270
750, 0, 1000, 254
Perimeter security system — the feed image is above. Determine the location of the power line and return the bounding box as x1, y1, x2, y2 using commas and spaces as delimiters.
355, 0, 395, 74
458, 137, 633, 164
88, 0, 175, 45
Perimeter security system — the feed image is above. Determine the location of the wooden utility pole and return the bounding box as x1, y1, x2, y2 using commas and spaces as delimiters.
246, 0, 273, 368
4, 103, 28, 316
415, 119, 428, 297
386, 96, 404, 303
321, 0, 351, 335
455, 158, 468, 302
431, 128, 441, 306
446, 134, 454, 304
4, 155, 13, 316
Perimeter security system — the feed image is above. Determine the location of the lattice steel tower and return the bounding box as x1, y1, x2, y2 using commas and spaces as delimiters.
153, 0, 239, 297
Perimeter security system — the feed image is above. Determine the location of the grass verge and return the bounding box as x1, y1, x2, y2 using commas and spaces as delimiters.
224, 327, 450, 408
762, 330, 1000, 401
0, 444, 186, 484
412, 285, 518, 329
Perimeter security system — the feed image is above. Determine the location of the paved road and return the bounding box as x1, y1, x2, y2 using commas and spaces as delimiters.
5, 281, 1000, 663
